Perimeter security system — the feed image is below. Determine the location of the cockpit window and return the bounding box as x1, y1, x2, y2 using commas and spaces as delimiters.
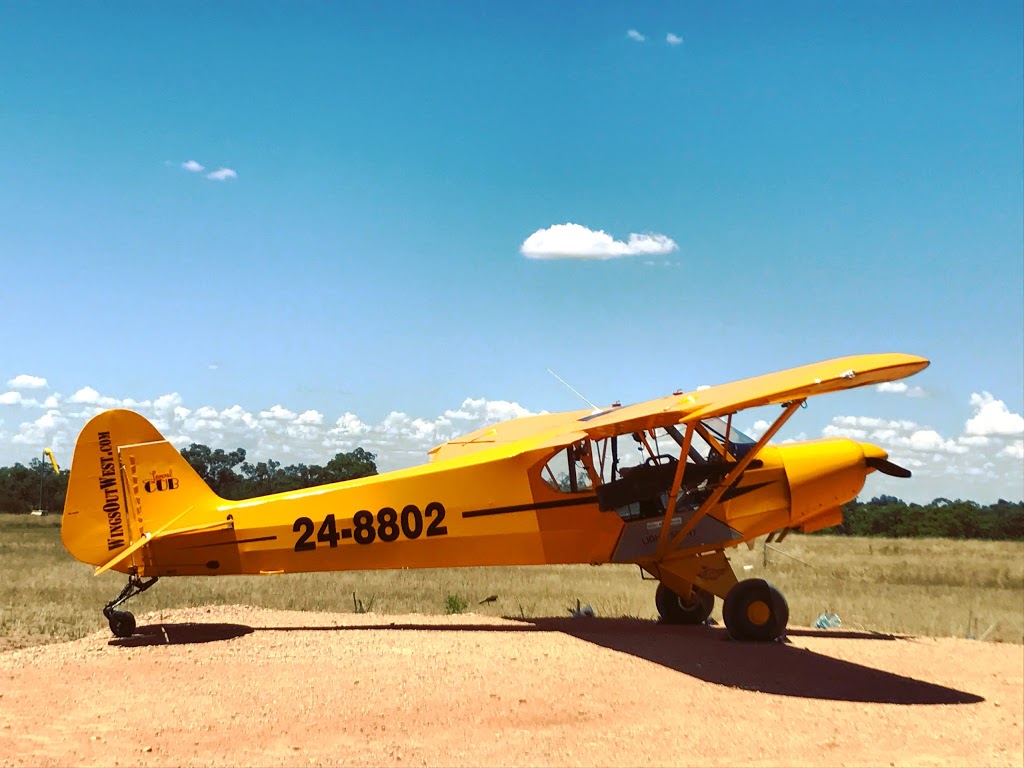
540, 443, 595, 493
539, 416, 758, 508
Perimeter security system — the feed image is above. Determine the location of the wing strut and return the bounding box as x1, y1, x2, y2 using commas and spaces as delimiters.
661, 399, 805, 557
654, 423, 695, 560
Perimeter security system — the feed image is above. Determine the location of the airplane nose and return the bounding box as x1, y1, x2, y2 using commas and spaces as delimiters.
778, 440, 869, 523
861, 442, 889, 462
861, 442, 913, 478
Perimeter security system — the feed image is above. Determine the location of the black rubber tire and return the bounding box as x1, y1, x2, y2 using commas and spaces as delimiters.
722, 579, 789, 642
108, 610, 136, 638
655, 582, 715, 625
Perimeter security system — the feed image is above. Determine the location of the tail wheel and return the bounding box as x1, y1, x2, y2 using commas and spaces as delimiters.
722, 578, 789, 642
656, 582, 715, 625
107, 610, 136, 638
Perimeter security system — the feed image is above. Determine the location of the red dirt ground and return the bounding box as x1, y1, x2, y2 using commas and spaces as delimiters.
1, 605, 1021, 767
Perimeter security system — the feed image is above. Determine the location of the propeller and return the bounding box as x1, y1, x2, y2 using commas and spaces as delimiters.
866, 457, 912, 478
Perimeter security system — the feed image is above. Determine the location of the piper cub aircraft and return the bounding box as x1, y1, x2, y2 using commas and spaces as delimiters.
62, 353, 927, 642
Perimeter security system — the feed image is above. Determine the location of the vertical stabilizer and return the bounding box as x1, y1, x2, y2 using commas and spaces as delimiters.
61, 409, 220, 570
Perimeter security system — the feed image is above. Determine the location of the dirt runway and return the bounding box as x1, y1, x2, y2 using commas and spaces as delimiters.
1, 605, 1021, 767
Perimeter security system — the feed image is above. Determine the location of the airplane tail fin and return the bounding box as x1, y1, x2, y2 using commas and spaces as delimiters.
62, 409, 222, 571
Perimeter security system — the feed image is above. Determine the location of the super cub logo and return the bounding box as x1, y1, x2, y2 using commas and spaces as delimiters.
144, 469, 179, 493
96, 431, 124, 551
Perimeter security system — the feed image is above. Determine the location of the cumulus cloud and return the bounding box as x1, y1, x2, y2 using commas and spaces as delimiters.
876, 381, 927, 397
748, 419, 770, 439
821, 402, 1023, 502
666, 33, 683, 45
206, 168, 237, 181
11, 410, 68, 446
965, 392, 1024, 436
1001, 441, 1024, 460
521, 223, 678, 260
4, 372, 1020, 502
182, 160, 205, 172
0, 379, 541, 476
7, 374, 47, 389
626, 29, 646, 42
69, 386, 121, 408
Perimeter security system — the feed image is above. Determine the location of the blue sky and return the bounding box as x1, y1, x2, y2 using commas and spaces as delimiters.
2, 1, 1022, 503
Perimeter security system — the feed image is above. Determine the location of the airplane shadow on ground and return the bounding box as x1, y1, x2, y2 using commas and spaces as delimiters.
528, 618, 985, 705
116, 617, 983, 706
109, 623, 253, 647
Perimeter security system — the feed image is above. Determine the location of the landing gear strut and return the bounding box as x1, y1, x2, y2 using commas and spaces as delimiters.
103, 574, 159, 638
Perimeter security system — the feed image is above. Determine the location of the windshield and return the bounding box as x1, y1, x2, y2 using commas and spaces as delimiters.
697, 417, 756, 461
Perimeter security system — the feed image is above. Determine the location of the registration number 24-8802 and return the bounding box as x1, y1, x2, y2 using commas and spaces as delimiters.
292, 502, 448, 552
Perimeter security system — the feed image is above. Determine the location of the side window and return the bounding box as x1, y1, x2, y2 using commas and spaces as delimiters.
541, 444, 594, 493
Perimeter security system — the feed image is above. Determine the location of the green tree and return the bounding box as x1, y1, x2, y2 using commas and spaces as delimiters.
180, 444, 248, 499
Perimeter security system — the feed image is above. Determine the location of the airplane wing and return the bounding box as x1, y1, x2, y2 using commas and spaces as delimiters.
579, 353, 929, 439
427, 353, 928, 461
428, 409, 592, 463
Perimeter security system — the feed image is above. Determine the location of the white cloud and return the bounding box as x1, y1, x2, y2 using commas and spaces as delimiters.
831, 415, 918, 431
260, 405, 297, 422
153, 393, 184, 412
820, 401, 1023, 502
965, 392, 1024, 436
68, 386, 120, 408
626, 29, 646, 42
903, 429, 967, 455
958, 435, 989, 447
748, 419, 770, 439
0, 391, 540, 472
3, 370, 1020, 503
206, 168, 237, 181
182, 160, 205, 172
443, 397, 532, 424
7, 374, 47, 389
295, 410, 323, 426
822, 424, 869, 440
876, 381, 927, 397
329, 413, 370, 437
11, 409, 70, 449
666, 33, 683, 45
1000, 441, 1024, 460
521, 223, 678, 260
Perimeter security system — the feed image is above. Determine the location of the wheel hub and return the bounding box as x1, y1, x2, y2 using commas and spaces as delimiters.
746, 600, 771, 626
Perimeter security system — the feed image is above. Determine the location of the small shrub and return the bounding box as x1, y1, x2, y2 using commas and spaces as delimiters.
352, 592, 375, 614
444, 594, 468, 615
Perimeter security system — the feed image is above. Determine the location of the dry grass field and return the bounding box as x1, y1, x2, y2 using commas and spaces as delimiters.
1, 513, 1021, 650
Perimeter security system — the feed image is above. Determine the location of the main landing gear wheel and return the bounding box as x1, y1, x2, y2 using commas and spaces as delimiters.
722, 578, 789, 642
656, 582, 715, 625
107, 610, 136, 638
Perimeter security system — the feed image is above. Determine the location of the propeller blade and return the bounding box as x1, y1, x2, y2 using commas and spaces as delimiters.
866, 457, 912, 478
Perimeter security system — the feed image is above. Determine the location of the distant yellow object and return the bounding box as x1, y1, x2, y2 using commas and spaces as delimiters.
61, 352, 928, 641
43, 448, 59, 474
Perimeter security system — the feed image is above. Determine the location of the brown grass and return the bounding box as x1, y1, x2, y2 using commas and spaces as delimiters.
1, 513, 1020, 650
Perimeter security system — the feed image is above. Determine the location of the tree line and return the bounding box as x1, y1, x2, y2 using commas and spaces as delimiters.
0, 447, 1020, 541
832, 495, 1023, 540
0, 443, 378, 513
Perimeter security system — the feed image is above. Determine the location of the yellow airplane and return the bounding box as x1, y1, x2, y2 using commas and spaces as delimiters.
61, 352, 927, 642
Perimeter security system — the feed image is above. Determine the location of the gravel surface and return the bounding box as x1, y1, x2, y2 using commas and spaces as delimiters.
1, 605, 1021, 767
